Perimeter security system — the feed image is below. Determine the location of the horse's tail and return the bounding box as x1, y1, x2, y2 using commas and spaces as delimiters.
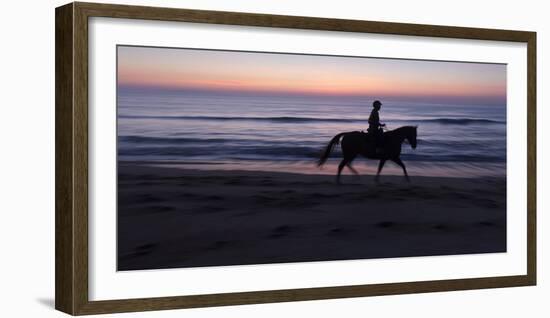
318, 132, 347, 167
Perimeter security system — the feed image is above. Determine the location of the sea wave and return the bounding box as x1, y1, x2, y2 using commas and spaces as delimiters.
119, 115, 356, 123
119, 115, 504, 125
118, 136, 505, 163
119, 136, 230, 144
420, 118, 504, 124
120, 135, 504, 148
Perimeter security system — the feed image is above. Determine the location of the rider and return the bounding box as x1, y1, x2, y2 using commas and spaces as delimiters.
367, 100, 386, 152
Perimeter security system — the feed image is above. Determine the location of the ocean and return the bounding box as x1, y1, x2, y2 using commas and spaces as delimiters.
117, 88, 506, 178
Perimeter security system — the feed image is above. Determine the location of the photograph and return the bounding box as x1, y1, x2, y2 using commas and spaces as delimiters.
116, 45, 507, 271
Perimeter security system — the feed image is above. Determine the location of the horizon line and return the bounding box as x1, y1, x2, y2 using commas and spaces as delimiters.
118, 83, 507, 106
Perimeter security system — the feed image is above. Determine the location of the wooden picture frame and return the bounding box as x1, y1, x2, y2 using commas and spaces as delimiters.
56, 2, 536, 315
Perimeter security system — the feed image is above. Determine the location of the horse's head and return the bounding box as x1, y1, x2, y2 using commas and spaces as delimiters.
407, 126, 418, 149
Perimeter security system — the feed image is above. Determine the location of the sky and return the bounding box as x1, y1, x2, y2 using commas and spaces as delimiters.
117, 45, 506, 105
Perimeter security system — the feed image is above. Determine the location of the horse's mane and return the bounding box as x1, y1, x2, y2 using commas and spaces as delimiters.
385, 125, 417, 136
393, 125, 417, 131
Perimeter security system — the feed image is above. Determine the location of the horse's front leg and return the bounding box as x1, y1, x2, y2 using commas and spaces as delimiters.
392, 157, 410, 182
375, 159, 386, 183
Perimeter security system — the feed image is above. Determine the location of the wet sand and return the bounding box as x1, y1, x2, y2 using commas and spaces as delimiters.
117, 162, 506, 271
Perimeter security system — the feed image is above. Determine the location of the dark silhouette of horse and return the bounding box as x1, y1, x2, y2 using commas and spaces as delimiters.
318, 126, 418, 184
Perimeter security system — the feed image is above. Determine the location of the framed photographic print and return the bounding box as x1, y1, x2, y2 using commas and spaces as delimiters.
55, 2, 536, 315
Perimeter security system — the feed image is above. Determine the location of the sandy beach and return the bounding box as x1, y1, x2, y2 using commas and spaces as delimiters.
117, 162, 506, 271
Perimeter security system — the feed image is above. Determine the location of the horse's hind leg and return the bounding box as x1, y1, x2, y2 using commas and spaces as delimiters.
392, 157, 410, 182
346, 156, 359, 180
336, 159, 349, 184
347, 163, 360, 178
337, 151, 358, 184
375, 159, 387, 183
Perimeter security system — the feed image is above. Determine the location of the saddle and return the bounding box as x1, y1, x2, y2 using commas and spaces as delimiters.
363, 129, 385, 154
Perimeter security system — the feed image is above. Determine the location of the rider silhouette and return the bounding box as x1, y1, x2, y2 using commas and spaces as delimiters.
367, 100, 386, 152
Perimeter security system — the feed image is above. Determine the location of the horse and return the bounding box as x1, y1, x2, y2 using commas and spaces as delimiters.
318, 126, 418, 184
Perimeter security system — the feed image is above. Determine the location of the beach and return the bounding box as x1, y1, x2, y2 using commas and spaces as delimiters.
117, 162, 506, 271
